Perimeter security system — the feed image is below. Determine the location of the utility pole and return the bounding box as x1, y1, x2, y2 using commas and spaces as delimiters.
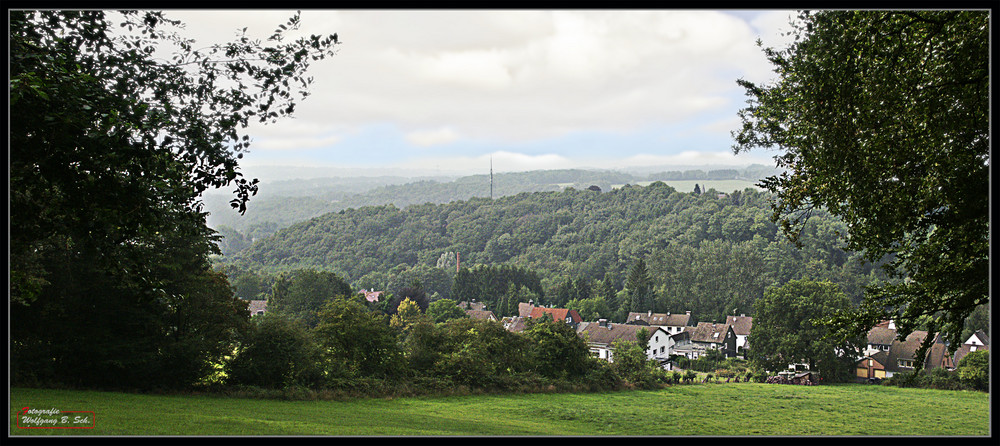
490, 155, 494, 200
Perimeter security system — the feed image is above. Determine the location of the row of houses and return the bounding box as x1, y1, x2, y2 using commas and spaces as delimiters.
245, 298, 748, 369
855, 320, 990, 381
246, 297, 988, 380
495, 301, 753, 369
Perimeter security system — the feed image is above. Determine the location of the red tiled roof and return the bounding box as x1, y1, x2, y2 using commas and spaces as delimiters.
529, 307, 582, 324
360, 290, 383, 303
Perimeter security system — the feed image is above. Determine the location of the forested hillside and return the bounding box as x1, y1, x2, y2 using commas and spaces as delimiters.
204, 166, 776, 245
219, 181, 892, 324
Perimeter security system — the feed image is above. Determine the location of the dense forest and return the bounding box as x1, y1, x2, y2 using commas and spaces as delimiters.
217, 180, 896, 325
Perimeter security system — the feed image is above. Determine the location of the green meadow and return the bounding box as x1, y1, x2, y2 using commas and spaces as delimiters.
10, 384, 989, 436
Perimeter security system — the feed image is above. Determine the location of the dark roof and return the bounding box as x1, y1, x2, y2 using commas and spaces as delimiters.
501, 316, 528, 333
688, 322, 733, 344
857, 351, 889, 370
953, 344, 989, 365
626, 311, 691, 327
883, 330, 952, 373
458, 301, 487, 311
867, 326, 898, 346
968, 329, 990, 346
725, 315, 753, 336
579, 323, 660, 347
465, 309, 496, 321
518, 302, 535, 318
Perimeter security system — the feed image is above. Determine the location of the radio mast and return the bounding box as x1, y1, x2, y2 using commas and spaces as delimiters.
490, 155, 494, 199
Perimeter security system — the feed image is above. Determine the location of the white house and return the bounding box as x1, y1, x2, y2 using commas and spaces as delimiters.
626, 310, 691, 335
578, 320, 672, 366
725, 314, 753, 356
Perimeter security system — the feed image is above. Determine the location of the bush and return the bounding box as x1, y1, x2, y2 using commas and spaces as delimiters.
582, 361, 623, 391
957, 350, 989, 392
225, 313, 324, 389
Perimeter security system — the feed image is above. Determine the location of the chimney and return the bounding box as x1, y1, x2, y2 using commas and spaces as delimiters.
598, 318, 608, 327
648, 310, 652, 317
686, 311, 691, 315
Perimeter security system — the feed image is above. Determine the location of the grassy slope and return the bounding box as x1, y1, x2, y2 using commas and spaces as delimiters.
10, 384, 989, 436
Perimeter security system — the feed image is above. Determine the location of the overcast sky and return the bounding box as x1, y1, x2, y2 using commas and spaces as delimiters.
163, 9, 801, 178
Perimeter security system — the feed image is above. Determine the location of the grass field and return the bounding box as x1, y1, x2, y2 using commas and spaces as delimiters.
10, 384, 989, 436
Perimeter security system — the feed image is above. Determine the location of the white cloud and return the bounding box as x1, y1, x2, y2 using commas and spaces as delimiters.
405, 127, 460, 147
155, 10, 786, 170
401, 151, 571, 173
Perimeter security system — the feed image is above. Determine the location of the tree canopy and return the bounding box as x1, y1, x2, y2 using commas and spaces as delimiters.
748, 279, 862, 381
732, 10, 989, 367
9, 10, 338, 389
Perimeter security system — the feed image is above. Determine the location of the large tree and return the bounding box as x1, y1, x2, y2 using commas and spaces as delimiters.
748, 280, 863, 382
269, 269, 353, 328
9, 10, 338, 388
732, 10, 989, 371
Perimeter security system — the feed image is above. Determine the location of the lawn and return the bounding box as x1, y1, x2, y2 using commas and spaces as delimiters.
9, 383, 989, 436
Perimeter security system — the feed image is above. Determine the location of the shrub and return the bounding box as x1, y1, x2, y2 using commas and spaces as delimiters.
684, 370, 697, 383
957, 350, 989, 392
225, 313, 324, 389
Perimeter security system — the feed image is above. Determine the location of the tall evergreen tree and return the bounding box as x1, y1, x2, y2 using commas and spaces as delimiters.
624, 258, 655, 312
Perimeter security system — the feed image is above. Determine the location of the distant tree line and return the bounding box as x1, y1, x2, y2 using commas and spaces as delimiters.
204, 166, 780, 244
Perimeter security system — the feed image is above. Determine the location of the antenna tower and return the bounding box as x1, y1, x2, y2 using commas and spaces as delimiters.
490, 156, 494, 199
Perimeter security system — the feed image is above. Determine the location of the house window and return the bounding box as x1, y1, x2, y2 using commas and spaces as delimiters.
898, 359, 914, 368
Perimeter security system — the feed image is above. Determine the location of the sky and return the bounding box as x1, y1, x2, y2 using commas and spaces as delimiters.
163, 9, 802, 179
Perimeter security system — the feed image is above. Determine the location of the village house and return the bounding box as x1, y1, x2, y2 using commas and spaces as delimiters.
725, 314, 753, 357
952, 330, 990, 365
457, 300, 487, 311
500, 316, 529, 332
625, 310, 691, 335
360, 289, 383, 303
517, 301, 536, 318
528, 306, 583, 328
862, 320, 897, 357
465, 309, 497, 321
246, 299, 268, 316
855, 323, 954, 381
503, 302, 582, 332
578, 319, 671, 366
674, 322, 737, 359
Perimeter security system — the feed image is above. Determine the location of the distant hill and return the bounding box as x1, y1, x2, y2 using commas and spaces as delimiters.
204, 165, 780, 238
219, 178, 887, 323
